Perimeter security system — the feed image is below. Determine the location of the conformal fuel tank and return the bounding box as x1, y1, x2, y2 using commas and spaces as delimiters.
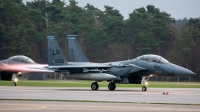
68, 73, 116, 81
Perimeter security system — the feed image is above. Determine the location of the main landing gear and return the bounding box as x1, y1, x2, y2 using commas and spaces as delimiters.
108, 82, 116, 90
91, 82, 99, 90
91, 82, 116, 91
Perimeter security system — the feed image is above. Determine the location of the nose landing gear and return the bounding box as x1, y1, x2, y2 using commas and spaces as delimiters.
12, 78, 18, 86
141, 76, 152, 91
142, 86, 147, 91
12, 82, 17, 86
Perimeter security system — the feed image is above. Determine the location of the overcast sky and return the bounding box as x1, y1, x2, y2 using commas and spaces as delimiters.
23, 0, 200, 20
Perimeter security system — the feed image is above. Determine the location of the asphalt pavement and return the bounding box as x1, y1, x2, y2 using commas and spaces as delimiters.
0, 87, 200, 104
0, 100, 200, 112
0, 86, 200, 112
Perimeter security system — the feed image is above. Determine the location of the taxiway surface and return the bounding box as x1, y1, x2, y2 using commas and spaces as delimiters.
0, 86, 200, 104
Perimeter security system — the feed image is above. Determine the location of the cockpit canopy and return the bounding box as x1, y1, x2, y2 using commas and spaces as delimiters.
8, 55, 35, 64
138, 54, 169, 64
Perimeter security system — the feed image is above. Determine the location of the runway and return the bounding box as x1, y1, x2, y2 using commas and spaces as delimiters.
0, 100, 200, 112
0, 86, 200, 104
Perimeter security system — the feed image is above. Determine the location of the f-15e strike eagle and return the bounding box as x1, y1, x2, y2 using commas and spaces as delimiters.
46, 35, 195, 91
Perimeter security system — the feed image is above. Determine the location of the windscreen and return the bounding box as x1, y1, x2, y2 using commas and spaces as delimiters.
158, 58, 169, 64
138, 54, 169, 64
9, 55, 35, 63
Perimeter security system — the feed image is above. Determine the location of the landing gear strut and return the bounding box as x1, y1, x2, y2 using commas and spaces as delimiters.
91, 82, 99, 90
108, 82, 116, 90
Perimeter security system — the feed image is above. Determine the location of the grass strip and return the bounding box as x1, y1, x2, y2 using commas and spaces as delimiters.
0, 80, 200, 88
0, 98, 200, 106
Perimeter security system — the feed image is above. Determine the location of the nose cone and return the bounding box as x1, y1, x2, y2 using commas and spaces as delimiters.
174, 65, 195, 76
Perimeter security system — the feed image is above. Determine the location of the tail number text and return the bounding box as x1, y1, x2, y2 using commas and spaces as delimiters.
53, 59, 64, 63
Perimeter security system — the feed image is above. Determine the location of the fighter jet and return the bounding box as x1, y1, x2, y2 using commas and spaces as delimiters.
66, 35, 195, 91
0, 55, 36, 85
0, 55, 52, 86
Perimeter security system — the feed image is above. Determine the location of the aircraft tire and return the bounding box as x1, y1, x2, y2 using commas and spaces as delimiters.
91, 82, 99, 90
142, 86, 147, 91
108, 82, 116, 90
12, 82, 17, 86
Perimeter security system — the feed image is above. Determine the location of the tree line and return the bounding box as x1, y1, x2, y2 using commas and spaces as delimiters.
0, 0, 199, 74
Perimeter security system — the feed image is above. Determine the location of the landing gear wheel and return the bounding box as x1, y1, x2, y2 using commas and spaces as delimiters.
12, 82, 17, 86
142, 86, 147, 91
108, 82, 116, 91
91, 82, 99, 90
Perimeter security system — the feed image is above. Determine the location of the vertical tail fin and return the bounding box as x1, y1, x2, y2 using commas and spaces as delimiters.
68, 35, 89, 62
47, 36, 68, 66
